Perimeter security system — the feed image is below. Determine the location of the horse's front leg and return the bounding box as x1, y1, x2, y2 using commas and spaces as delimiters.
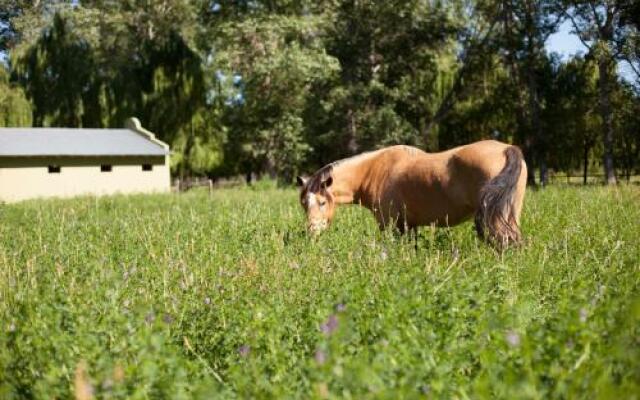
378, 210, 412, 236
395, 220, 419, 250
374, 214, 391, 232
409, 226, 419, 250
371, 201, 409, 235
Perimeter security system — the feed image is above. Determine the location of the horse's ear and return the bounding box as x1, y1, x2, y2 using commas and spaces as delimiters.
296, 176, 307, 187
321, 176, 333, 189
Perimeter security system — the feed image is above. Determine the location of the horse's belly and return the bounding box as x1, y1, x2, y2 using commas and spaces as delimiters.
398, 185, 474, 228
409, 204, 473, 227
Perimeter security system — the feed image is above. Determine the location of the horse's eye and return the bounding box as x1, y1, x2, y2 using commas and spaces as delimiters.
319, 200, 326, 207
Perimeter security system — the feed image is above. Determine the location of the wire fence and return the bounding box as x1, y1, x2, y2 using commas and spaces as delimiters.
546, 173, 640, 185
171, 174, 640, 193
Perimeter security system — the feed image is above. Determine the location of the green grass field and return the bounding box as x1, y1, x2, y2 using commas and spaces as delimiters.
1, 185, 639, 399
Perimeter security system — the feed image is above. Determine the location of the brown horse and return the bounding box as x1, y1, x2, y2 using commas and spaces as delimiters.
296, 140, 527, 247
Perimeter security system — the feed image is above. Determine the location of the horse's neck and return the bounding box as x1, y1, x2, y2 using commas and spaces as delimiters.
330, 150, 382, 205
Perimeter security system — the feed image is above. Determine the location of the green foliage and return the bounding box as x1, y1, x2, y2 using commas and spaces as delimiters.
214, 13, 339, 179
316, 0, 460, 155
0, 187, 639, 398
171, 111, 226, 176
12, 12, 98, 126
254, 113, 311, 180
0, 66, 31, 126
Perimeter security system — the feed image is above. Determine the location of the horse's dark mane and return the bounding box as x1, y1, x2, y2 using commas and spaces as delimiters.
306, 164, 335, 193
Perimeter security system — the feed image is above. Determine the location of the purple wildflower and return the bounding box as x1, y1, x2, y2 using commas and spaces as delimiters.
314, 349, 327, 365
505, 330, 520, 347
320, 315, 339, 336
204, 297, 211, 305
238, 345, 250, 357
162, 313, 174, 324
145, 312, 156, 324
335, 303, 346, 313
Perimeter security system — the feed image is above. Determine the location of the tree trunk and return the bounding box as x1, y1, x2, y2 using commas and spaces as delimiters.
347, 108, 358, 154
182, 120, 195, 179
423, 119, 439, 150
33, 111, 43, 127
523, 4, 546, 187
539, 159, 548, 187
527, 60, 546, 186
265, 158, 277, 180
598, 55, 617, 184
583, 140, 589, 185
519, 127, 537, 186
622, 130, 633, 182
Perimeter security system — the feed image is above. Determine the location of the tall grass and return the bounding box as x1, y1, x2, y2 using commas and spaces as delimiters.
0, 186, 639, 399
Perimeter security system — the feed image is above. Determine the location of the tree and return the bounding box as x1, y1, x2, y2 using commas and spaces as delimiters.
612, 82, 640, 181
0, 65, 31, 126
12, 13, 97, 126
319, 0, 460, 158
213, 12, 339, 180
422, 0, 502, 147
495, 0, 561, 185
619, 0, 640, 83
547, 56, 600, 183
563, 0, 638, 184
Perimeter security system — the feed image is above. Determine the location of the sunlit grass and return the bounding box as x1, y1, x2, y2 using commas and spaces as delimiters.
0, 185, 639, 399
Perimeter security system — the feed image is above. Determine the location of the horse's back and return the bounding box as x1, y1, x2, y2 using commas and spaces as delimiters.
385, 140, 510, 171
451, 140, 512, 174
386, 140, 511, 185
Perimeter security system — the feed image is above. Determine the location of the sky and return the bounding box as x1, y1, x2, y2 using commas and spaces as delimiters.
545, 20, 589, 59
546, 20, 638, 84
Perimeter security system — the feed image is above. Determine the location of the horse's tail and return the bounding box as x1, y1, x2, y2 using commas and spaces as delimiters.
475, 146, 524, 248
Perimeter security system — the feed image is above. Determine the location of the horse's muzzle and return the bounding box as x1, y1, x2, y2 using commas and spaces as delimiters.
308, 219, 329, 235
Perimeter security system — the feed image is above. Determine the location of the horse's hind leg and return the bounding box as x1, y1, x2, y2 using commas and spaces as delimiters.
410, 226, 419, 251
512, 162, 527, 226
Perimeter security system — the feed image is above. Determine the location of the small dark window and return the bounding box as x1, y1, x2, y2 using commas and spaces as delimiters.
48, 165, 61, 173
142, 164, 153, 171
101, 164, 112, 172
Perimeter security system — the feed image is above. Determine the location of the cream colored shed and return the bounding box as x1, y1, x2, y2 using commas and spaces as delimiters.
0, 118, 170, 203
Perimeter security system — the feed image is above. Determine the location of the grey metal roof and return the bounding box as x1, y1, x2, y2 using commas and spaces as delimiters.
0, 128, 169, 157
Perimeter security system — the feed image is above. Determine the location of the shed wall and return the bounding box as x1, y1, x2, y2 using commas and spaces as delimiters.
0, 156, 170, 203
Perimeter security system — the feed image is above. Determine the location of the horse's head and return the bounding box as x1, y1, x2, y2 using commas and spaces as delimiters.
296, 173, 335, 235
